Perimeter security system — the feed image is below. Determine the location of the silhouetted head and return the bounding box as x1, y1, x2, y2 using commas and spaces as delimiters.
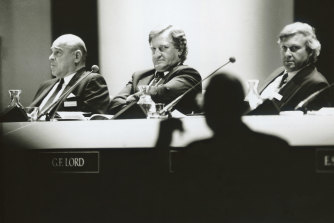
204, 72, 246, 133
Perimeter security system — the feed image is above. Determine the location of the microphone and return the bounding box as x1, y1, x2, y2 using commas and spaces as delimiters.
295, 84, 333, 112
160, 57, 236, 115
91, 65, 99, 73
38, 65, 100, 120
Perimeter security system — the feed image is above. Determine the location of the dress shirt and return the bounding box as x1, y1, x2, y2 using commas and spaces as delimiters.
148, 71, 168, 86
39, 73, 76, 110
261, 69, 300, 100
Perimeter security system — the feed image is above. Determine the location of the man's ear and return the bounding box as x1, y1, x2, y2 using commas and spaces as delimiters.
178, 49, 183, 58
74, 50, 83, 64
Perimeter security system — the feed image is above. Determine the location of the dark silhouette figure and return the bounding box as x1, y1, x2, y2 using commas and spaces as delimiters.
156, 72, 293, 223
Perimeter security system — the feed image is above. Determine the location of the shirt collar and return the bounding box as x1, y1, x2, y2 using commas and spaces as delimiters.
63, 72, 76, 85
154, 70, 169, 77
284, 67, 303, 82
155, 62, 182, 77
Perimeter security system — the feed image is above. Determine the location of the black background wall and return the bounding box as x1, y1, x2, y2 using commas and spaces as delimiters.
295, 0, 334, 84
51, 0, 99, 70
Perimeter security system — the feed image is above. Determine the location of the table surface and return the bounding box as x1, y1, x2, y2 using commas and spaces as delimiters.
1, 114, 334, 149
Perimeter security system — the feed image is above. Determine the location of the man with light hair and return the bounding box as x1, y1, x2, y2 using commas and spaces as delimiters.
30, 34, 110, 117
258, 22, 329, 111
109, 25, 202, 115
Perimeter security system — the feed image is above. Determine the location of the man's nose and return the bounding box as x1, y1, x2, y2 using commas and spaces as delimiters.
284, 48, 293, 57
49, 53, 54, 61
154, 49, 162, 57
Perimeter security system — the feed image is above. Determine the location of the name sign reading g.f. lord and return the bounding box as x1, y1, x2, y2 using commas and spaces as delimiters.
40, 151, 99, 173
316, 149, 334, 173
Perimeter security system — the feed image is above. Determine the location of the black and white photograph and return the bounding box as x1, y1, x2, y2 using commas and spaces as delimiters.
1, 0, 334, 222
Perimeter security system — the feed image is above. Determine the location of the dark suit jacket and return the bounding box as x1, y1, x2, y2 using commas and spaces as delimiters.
259, 64, 329, 110
30, 68, 110, 114
109, 65, 202, 114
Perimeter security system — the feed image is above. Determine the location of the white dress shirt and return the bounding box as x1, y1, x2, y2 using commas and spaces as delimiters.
39, 73, 76, 110
261, 69, 299, 101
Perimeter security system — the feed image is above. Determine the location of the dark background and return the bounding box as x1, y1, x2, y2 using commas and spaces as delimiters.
51, 0, 99, 69
295, 0, 334, 83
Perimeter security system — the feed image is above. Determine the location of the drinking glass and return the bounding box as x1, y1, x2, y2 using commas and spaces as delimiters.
24, 107, 39, 121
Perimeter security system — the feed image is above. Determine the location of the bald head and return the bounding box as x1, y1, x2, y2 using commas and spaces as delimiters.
49, 34, 87, 77
53, 34, 87, 63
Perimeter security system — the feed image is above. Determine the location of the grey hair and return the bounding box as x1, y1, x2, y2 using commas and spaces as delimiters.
148, 25, 188, 64
277, 22, 321, 63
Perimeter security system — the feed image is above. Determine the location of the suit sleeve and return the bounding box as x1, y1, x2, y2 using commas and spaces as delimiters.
108, 75, 134, 114
80, 73, 110, 114
148, 68, 201, 104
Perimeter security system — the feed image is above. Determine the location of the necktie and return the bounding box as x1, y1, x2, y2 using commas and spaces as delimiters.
278, 73, 288, 88
40, 78, 64, 112
150, 72, 164, 86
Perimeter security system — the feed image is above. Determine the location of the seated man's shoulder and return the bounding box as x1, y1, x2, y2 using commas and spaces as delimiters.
133, 68, 155, 78
309, 69, 328, 84
174, 65, 200, 76
85, 71, 106, 80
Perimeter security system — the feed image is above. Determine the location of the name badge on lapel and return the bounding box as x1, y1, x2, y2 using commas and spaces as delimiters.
273, 92, 283, 101
64, 101, 77, 107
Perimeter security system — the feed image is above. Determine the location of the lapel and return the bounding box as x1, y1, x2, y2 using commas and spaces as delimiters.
162, 64, 189, 83
259, 67, 285, 94
133, 64, 189, 91
137, 71, 155, 86
277, 64, 315, 107
63, 68, 86, 95
134, 70, 155, 92
30, 78, 59, 107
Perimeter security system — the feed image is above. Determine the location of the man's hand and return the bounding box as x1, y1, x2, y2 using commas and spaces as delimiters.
126, 92, 143, 103
156, 118, 184, 147
126, 94, 138, 103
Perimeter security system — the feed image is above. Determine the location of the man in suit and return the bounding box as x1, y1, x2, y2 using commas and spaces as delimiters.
30, 34, 110, 118
257, 22, 329, 111
109, 25, 202, 115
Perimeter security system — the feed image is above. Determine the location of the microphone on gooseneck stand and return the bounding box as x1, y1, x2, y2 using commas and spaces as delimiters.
159, 57, 236, 115
295, 83, 333, 113
38, 65, 100, 120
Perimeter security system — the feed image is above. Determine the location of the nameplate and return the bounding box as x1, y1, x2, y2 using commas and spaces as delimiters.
40, 151, 99, 173
316, 149, 334, 173
273, 92, 283, 101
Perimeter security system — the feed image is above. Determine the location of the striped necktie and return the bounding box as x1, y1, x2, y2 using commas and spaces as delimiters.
278, 73, 288, 88
40, 78, 64, 112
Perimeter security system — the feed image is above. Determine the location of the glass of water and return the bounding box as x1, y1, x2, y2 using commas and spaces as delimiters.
24, 107, 39, 121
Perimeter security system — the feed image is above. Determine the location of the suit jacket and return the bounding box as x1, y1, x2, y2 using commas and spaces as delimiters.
109, 65, 202, 114
259, 64, 329, 110
30, 68, 110, 114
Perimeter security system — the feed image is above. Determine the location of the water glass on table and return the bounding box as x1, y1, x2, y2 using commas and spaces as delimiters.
24, 107, 39, 121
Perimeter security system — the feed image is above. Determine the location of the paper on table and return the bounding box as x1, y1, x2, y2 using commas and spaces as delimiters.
307, 107, 334, 116
56, 112, 88, 120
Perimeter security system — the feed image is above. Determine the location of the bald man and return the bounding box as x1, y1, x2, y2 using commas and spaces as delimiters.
30, 34, 110, 117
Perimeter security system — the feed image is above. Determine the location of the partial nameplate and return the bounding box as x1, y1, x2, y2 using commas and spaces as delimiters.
316, 148, 334, 173
40, 151, 99, 173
